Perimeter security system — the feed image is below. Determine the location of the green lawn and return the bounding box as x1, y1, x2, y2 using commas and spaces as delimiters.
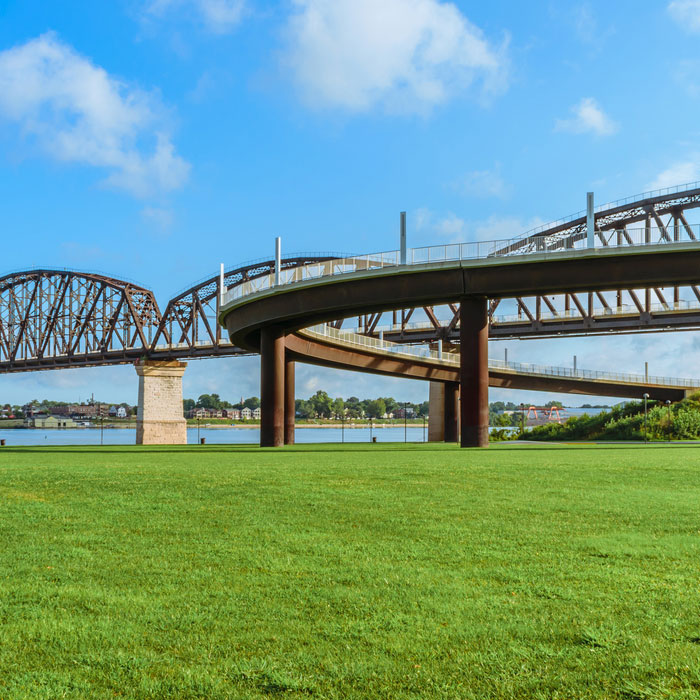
0, 443, 699, 699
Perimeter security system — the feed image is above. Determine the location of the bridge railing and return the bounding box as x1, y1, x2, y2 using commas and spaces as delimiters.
301, 325, 700, 389
515, 181, 700, 240
222, 223, 700, 306
488, 358, 699, 389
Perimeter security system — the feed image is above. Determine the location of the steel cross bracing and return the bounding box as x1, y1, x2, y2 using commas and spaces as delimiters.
347, 286, 700, 345
495, 185, 700, 255
0, 270, 160, 371
340, 186, 700, 343
6, 185, 700, 373
0, 258, 334, 373
150, 256, 335, 358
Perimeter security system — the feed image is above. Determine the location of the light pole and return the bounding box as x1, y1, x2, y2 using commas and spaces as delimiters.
341, 412, 345, 443
197, 417, 201, 444
643, 393, 650, 443
665, 399, 672, 442
520, 403, 525, 435
423, 415, 426, 443
404, 402, 408, 443
369, 417, 373, 443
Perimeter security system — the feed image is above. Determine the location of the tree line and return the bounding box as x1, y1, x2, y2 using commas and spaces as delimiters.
182, 391, 429, 419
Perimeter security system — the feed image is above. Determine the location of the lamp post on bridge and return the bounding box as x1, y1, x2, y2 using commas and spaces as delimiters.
665, 399, 672, 442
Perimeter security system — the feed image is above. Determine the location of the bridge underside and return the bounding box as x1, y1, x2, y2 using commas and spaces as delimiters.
285, 331, 688, 401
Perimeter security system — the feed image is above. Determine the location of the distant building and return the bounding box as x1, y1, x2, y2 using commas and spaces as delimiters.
252, 407, 261, 419
224, 408, 241, 420
25, 415, 76, 429
394, 407, 416, 419
116, 407, 128, 419
241, 407, 252, 419
51, 404, 109, 418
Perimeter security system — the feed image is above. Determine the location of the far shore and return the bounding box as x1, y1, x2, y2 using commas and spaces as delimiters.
0, 422, 428, 431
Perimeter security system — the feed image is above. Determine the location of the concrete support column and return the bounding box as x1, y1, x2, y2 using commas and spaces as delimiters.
444, 382, 460, 443
260, 327, 285, 447
135, 360, 187, 445
284, 356, 295, 445
460, 296, 489, 448
428, 381, 444, 442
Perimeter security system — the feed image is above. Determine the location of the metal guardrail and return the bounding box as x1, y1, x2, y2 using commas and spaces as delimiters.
301, 325, 700, 390
516, 181, 700, 240
222, 224, 700, 306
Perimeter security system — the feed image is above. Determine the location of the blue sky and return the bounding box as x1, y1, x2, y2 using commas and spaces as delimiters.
2, 0, 700, 406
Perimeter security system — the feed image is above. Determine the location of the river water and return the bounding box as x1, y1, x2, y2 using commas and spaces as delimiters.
0, 426, 430, 446
0, 407, 614, 447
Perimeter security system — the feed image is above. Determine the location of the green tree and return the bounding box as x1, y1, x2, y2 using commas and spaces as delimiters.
331, 397, 345, 418
295, 399, 313, 418
183, 398, 195, 412
344, 396, 363, 418
381, 397, 399, 415
310, 390, 333, 418
365, 398, 387, 419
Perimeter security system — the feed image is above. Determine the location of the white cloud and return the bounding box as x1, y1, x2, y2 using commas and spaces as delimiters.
414, 209, 545, 243
668, 0, 700, 32
142, 206, 175, 232
146, 0, 246, 33
555, 97, 617, 136
456, 167, 507, 198
647, 159, 700, 190
0, 32, 189, 197
283, 0, 508, 113
572, 3, 597, 43
471, 215, 546, 242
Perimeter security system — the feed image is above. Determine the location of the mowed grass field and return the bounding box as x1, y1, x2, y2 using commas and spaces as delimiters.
0, 443, 699, 699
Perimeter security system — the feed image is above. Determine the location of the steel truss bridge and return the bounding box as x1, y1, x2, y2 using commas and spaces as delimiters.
4, 182, 700, 385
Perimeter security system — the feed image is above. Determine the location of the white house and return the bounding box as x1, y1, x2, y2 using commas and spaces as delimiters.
241, 407, 252, 419
253, 407, 261, 419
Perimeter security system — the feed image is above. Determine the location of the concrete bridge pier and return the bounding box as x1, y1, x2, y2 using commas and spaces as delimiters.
284, 356, 295, 445
260, 327, 285, 447
135, 360, 188, 444
427, 381, 459, 442
460, 296, 489, 448
444, 382, 460, 443
428, 382, 444, 441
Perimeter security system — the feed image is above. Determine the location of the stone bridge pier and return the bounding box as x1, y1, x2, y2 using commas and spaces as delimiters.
428, 381, 460, 443
135, 360, 188, 445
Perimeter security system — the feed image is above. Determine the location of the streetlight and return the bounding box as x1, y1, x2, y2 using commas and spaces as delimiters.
520, 403, 525, 435
369, 416, 373, 443
197, 417, 201, 444
643, 393, 650, 443
341, 412, 345, 444
423, 415, 426, 443
665, 399, 672, 442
